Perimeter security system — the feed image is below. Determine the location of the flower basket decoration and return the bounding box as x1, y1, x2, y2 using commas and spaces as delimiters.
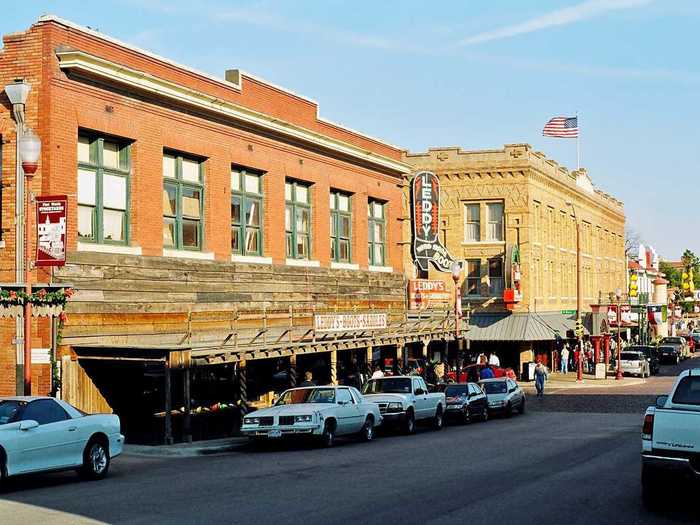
0, 287, 75, 318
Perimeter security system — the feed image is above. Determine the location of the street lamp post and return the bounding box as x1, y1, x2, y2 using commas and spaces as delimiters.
566, 200, 584, 382
451, 261, 462, 382
615, 288, 624, 381
5, 79, 41, 395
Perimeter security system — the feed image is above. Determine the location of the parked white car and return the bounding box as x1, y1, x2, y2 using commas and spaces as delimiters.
619, 350, 651, 378
0, 396, 123, 481
641, 369, 700, 509
240, 386, 382, 447
362, 376, 446, 433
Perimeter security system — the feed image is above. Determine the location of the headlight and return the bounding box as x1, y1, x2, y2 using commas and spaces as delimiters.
387, 402, 403, 412
243, 417, 260, 425
294, 415, 313, 423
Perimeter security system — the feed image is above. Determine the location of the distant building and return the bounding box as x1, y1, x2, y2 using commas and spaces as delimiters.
402, 144, 627, 369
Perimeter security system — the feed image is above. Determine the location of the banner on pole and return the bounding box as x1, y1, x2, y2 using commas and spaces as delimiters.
36, 195, 67, 267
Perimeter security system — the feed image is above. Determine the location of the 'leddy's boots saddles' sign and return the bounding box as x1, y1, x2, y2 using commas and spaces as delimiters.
411, 171, 457, 272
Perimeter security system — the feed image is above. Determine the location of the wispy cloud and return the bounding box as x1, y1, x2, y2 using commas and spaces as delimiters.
457, 0, 654, 46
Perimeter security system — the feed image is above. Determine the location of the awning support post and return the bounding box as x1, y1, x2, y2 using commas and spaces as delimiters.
164, 355, 173, 445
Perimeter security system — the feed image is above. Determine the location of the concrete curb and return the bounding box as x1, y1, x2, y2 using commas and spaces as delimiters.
521, 378, 646, 391
124, 438, 249, 458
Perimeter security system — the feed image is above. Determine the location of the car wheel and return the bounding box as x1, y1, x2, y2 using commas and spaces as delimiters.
320, 421, 336, 448
641, 463, 662, 511
462, 406, 471, 424
360, 417, 374, 442
505, 402, 513, 418
80, 438, 110, 480
433, 406, 444, 430
518, 398, 526, 414
481, 407, 489, 422
403, 410, 416, 435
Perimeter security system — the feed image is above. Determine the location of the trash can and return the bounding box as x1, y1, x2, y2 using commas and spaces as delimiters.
521, 362, 536, 381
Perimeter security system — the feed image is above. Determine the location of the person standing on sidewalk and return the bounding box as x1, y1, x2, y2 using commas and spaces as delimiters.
534, 360, 548, 397
560, 346, 569, 374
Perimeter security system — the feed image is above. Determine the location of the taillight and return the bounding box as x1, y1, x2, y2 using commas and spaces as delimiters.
642, 413, 654, 440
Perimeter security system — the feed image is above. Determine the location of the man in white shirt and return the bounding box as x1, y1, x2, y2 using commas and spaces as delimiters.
371, 367, 385, 379
488, 352, 500, 367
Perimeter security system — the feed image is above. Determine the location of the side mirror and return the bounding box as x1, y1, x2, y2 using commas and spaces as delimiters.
337, 400, 349, 406
19, 420, 39, 431
655, 395, 668, 409
415, 388, 425, 396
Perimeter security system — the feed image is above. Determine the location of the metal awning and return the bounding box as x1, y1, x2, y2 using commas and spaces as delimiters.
466, 312, 587, 342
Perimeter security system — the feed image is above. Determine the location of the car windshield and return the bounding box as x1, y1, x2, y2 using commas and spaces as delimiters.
672, 377, 700, 405
620, 352, 642, 361
0, 400, 26, 425
445, 385, 468, 397
482, 382, 507, 394
362, 378, 412, 394
658, 346, 675, 352
662, 338, 682, 344
275, 388, 336, 405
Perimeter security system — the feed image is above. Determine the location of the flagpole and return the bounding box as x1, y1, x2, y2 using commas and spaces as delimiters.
576, 111, 580, 170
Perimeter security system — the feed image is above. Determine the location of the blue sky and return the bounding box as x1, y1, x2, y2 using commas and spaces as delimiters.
4, 1, 698, 258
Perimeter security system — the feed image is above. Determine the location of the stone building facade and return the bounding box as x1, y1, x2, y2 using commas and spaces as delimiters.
402, 144, 627, 368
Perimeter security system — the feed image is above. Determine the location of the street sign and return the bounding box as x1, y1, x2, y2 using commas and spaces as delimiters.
561, 309, 576, 315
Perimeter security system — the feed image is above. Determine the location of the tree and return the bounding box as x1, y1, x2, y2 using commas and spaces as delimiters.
681, 249, 700, 289
659, 261, 681, 288
625, 226, 643, 258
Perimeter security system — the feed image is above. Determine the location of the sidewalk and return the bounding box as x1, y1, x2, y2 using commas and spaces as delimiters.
520, 371, 645, 391
124, 436, 249, 458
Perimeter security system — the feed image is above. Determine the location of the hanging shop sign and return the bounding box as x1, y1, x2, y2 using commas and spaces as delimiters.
411, 171, 457, 273
503, 244, 522, 309
407, 279, 450, 310
608, 304, 632, 326
314, 313, 387, 333
36, 195, 67, 267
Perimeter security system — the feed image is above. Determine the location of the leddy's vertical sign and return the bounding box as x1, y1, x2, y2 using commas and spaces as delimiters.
36, 195, 67, 267
411, 171, 457, 272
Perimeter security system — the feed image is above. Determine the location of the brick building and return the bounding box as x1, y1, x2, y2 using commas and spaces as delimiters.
402, 144, 627, 369
0, 16, 460, 443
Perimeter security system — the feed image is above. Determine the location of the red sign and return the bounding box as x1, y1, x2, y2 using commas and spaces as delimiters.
408, 279, 450, 310
36, 195, 67, 267
608, 304, 632, 326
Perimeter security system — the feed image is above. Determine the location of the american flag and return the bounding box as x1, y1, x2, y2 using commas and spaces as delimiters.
542, 116, 579, 138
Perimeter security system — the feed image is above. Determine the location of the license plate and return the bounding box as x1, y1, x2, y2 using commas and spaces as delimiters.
268, 429, 282, 438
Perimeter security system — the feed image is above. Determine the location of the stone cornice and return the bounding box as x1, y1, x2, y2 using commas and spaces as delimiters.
56, 49, 411, 175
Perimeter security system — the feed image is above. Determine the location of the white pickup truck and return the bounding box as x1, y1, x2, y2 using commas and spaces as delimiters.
641, 368, 700, 508
362, 376, 445, 434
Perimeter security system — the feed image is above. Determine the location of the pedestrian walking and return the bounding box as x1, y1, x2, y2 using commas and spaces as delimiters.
534, 360, 548, 397
560, 346, 569, 374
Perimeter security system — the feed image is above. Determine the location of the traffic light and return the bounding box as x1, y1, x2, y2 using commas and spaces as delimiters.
575, 319, 584, 338
629, 273, 638, 298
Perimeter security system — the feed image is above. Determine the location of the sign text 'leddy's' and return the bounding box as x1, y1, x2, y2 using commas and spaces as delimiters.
411, 171, 457, 273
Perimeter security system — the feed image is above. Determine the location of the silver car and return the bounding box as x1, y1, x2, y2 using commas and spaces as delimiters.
619, 350, 650, 378
479, 378, 526, 417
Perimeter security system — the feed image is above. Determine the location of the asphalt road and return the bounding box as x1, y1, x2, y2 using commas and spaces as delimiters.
1, 359, 698, 525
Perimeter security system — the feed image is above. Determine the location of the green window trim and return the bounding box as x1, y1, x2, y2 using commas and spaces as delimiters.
368, 199, 386, 266
285, 180, 312, 260
231, 167, 264, 256
77, 133, 131, 246
330, 191, 352, 263
163, 150, 204, 251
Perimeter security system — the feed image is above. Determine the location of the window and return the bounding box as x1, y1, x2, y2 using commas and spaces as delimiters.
464, 203, 480, 242
488, 257, 504, 296
77, 133, 130, 244
466, 259, 481, 296
231, 167, 263, 255
285, 180, 311, 259
672, 376, 700, 405
163, 151, 203, 250
533, 202, 541, 243
330, 191, 351, 263
368, 199, 386, 266
22, 399, 69, 425
487, 202, 504, 241
336, 388, 354, 405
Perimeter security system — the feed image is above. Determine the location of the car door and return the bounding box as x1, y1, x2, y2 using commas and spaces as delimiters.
468, 384, 485, 414
413, 378, 429, 419
16, 399, 74, 473
335, 388, 362, 435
